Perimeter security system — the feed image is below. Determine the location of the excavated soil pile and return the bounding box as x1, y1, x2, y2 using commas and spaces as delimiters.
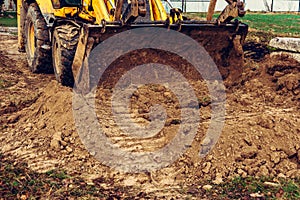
0, 34, 299, 196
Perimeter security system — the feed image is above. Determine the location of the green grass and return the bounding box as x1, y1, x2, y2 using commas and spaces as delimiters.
0, 11, 17, 27
0, 17, 17, 27
1, 152, 299, 199
185, 12, 300, 37
240, 13, 300, 37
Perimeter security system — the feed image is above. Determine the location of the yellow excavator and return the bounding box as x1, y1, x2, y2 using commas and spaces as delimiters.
17, 0, 248, 86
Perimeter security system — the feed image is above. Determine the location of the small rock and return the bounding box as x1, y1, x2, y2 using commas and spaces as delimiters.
250, 192, 264, 198
123, 176, 137, 186
206, 155, 213, 161
273, 71, 285, 78
90, 151, 96, 156
50, 132, 62, 150
243, 136, 252, 146
36, 121, 46, 129
53, 132, 62, 140
247, 167, 258, 176
66, 146, 73, 153
63, 131, 72, 137
237, 168, 247, 178
280, 146, 297, 157
202, 185, 213, 191
263, 181, 280, 187
163, 91, 173, 99
276, 159, 297, 172
241, 146, 257, 159
258, 165, 269, 177
286, 169, 300, 178
270, 146, 277, 151
27, 123, 33, 128
258, 115, 274, 129
277, 173, 286, 179
60, 140, 67, 147
24, 127, 31, 132
277, 74, 299, 91
270, 152, 281, 164
202, 162, 212, 174
269, 37, 300, 53
50, 139, 60, 150
212, 174, 223, 185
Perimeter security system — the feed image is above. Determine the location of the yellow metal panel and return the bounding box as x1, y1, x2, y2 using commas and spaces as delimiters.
54, 7, 79, 17
17, 0, 22, 50
92, 0, 111, 24
105, 0, 116, 21
34, 0, 79, 18
148, 0, 154, 21
35, 0, 55, 14
150, 0, 167, 21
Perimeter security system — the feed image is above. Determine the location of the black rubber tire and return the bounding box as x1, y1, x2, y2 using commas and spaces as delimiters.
24, 3, 52, 73
52, 24, 80, 86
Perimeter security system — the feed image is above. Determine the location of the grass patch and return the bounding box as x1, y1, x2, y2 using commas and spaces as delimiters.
0, 152, 139, 199
0, 17, 17, 27
216, 176, 300, 199
240, 13, 300, 37
184, 12, 300, 37
0, 151, 299, 199
0, 11, 17, 27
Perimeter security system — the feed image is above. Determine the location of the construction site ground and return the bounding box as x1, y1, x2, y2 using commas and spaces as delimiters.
0, 29, 299, 199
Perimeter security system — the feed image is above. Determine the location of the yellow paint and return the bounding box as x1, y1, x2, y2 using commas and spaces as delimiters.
54, 7, 79, 18
90, 0, 111, 24
105, 0, 116, 21
149, 0, 154, 21
17, 0, 22, 49
35, 0, 55, 14
18, 0, 173, 33
78, 12, 95, 22
150, 0, 167, 21
28, 23, 35, 56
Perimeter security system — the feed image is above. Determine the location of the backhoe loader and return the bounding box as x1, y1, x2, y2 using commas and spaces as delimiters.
17, 0, 248, 87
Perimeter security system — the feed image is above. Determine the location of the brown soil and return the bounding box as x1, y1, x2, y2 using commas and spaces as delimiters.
0, 33, 299, 198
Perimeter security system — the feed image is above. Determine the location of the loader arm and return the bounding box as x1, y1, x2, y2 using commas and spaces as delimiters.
207, 0, 246, 23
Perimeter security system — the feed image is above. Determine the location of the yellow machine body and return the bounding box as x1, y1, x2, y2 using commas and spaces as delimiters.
17, 0, 248, 88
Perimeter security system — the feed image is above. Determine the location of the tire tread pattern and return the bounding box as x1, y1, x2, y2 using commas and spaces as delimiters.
25, 3, 52, 73
53, 24, 79, 86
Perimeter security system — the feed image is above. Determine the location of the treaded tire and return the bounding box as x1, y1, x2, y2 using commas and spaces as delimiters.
52, 24, 79, 86
24, 3, 52, 73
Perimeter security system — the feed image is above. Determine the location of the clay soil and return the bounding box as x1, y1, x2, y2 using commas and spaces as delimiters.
0, 32, 299, 199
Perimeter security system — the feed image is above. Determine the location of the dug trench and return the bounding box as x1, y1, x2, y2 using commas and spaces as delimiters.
0, 33, 299, 198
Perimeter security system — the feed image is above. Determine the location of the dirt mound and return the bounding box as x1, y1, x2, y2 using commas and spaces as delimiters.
0, 34, 299, 196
